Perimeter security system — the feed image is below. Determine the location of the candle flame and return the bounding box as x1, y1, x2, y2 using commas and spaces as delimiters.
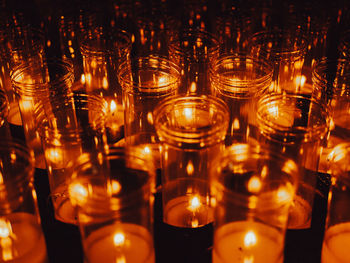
69, 183, 88, 206
114, 232, 125, 246
247, 176, 262, 193
143, 146, 151, 155
191, 218, 199, 228
80, 74, 86, 84
111, 180, 122, 195
190, 82, 197, 93
0, 218, 16, 261
183, 108, 193, 120
102, 77, 109, 89
276, 186, 292, 203
244, 230, 257, 247
233, 118, 240, 130
188, 196, 201, 212
186, 161, 194, 176
243, 256, 254, 263
0, 219, 11, 238
110, 100, 117, 113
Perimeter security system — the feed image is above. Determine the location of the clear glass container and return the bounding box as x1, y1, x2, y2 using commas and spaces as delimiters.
154, 95, 229, 228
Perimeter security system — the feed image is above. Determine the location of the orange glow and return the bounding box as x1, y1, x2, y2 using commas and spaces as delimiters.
244, 230, 257, 248
233, 118, 240, 130
110, 100, 117, 113
276, 186, 292, 203
183, 107, 193, 120
295, 75, 306, 88
186, 161, 194, 176
188, 196, 201, 212
111, 180, 122, 195
191, 219, 199, 228
80, 74, 86, 84
69, 183, 88, 206
143, 146, 151, 155
247, 176, 262, 193
113, 232, 125, 246
0, 218, 15, 261
190, 82, 197, 93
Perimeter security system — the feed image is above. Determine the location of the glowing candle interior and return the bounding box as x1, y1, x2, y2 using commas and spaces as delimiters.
0, 213, 48, 263
84, 223, 155, 263
213, 221, 284, 263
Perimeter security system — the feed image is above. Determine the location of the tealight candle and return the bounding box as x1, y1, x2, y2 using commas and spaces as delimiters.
213, 221, 284, 263
0, 213, 48, 263
84, 223, 155, 263
164, 195, 213, 228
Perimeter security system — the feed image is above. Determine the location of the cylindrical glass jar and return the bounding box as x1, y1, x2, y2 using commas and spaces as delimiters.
0, 140, 48, 262
37, 92, 108, 224
169, 29, 220, 95
249, 29, 308, 94
71, 146, 155, 263
321, 143, 350, 263
11, 59, 75, 169
80, 27, 132, 145
154, 95, 229, 228
255, 93, 330, 229
312, 58, 350, 173
210, 54, 273, 144
118, 55, 181, 168
211, 144, 298, 263
0, 26, 45, 134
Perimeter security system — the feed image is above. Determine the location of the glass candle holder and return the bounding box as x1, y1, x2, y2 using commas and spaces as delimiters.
249, 29, 308, 94
0, 26, 45, 135
255, 93, 330, 229
168, 29, 220, 95
71, 146, 155, 263
0, 140, 48, 262
211, 144, 298, 263
118, 55, 181, 168
312, 58, 350, 174
11, 59, 75, 169
154, 95, 229, 228
321, 143, 350, 263
210, 54, 273, 144
37, 92, 108, 224
80, 27, 132, 145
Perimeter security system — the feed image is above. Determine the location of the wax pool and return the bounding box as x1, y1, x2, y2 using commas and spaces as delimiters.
213, 221, 284, 263
0, 212, 48, 263
84, 223, 155, 263
163, 195, 213, 228
322, 222, 350, 263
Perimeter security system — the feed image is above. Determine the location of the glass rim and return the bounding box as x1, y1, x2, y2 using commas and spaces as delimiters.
154, 95, 229, 147
11, 58, 74, 94
257, 93, 330, 141
117, 55, 182, 93
80, 28, 132, 57
210, 54, 274, 96
249, 29, 308, 60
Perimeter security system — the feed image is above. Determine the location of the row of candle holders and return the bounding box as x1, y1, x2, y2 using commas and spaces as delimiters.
0, 1, 350, 262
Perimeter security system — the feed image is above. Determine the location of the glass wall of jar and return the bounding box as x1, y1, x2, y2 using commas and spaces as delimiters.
211, 143, 298, 263
321, 143, 350, 263
71, 146, 155, 263
11, 58, 75, 169
255, 93, 330, 230
0, 140, 48, 263
168, 29, 220, 95
37, 92, 108, 224
118, 55, 181, 169
80, 27, 132, 145
210, 54, 273, 145
249, 29, 308, 94
153, 95, 229, 228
